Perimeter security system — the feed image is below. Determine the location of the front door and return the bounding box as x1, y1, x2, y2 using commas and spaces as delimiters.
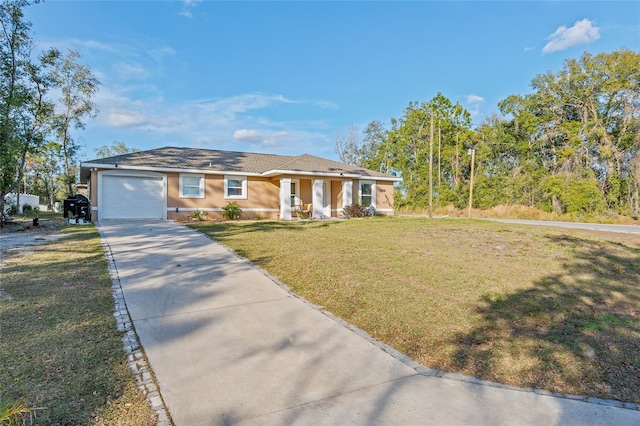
323, 182, 331, 217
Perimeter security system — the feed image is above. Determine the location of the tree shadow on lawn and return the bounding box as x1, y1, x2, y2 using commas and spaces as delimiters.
451, 233, 640, 403
190, 219, 344, 239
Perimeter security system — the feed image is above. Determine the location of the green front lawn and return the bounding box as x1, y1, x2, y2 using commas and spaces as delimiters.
0, 224, 156, 425
190, 217, 640, 403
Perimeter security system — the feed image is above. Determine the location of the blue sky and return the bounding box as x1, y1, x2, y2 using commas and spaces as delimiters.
24, 1, 640, 161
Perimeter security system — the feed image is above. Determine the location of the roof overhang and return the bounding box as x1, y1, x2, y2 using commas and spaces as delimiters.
261, 169, 361, 179
261, 169, 402, 181
80, 163, 403, 183
79, 163, 262, 183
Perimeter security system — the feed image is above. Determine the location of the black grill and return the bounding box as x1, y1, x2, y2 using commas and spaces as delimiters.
63, 195, 91, 222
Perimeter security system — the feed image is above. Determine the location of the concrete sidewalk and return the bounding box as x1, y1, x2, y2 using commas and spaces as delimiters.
98, 220, 640, 426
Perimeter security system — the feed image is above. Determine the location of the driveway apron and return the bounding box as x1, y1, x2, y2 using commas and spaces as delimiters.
98, 220, 640, 426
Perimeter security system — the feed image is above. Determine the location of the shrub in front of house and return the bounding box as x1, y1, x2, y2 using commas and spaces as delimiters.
343, 204, 377, 218
189, 209, 208, 221
222, 202, 242, 220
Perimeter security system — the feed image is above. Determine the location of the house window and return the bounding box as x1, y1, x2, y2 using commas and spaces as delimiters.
179, 174, 204, 198
291, 182, 296, 207
359, 180, 375, 207
224, 175, 247, 199
290, 180, 300, 207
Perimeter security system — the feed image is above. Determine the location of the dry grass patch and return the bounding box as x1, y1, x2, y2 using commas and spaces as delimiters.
399, 204, 640, 224
191, 217, 640, 403
0, 223, 156, 425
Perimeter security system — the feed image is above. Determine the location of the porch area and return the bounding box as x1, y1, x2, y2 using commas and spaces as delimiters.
278, 177, 352, 221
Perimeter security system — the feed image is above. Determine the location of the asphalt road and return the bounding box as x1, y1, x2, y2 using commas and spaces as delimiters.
483, 218, 640, 235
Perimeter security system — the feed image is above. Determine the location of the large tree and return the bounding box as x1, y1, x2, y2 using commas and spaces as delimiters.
50, 49, 99, 197
25, 141, 61, 210
0, 0, 56, 216
498, 49, 640, 214
343, 51, 638, 216
335, 121, 389, 172
373, 94, 473, 208
94, 141, 140, 159
334, 124, 364, 166
361, 120, 389, 173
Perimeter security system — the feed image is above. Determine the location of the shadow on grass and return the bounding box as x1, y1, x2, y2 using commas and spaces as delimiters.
98, 219, 423, 425
451, 234, 640, 402
189, 219, 344, 240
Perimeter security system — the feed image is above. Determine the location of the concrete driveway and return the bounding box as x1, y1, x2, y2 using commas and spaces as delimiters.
98, 220, 640, 425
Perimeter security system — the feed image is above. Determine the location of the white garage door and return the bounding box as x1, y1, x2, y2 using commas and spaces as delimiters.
101, 175, 165, 219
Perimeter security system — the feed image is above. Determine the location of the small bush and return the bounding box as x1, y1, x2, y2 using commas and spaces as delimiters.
21, 205, 39, 217
343, 204, 364, 218
342, 204, 376, 218
222, 202, 242, 220
189, 209, 208, 221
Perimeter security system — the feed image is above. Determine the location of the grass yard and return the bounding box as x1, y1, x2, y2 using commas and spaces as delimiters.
0, 222, 156, 425
190, 217, 640, 403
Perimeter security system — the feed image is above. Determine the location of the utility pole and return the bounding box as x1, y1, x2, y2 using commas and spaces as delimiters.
438, 123, 441, 187
429, 110, 434, 218
468, 148, 476, 218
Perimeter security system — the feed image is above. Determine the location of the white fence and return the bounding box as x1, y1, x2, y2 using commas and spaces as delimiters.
3, 193, 40, 214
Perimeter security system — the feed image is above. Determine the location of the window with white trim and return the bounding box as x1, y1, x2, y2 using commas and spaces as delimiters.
224, 175, 247, 199
290, 179, 300, 207
179, 174, 205, 198
359, 180, 375, 207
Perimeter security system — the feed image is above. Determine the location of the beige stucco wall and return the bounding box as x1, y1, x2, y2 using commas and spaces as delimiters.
168, 174, 280, 220
89, 170, 98, 206
376, 181, 395, 213
299, 179, 312, 205
89, 169, 99, 220
331, 180, 343, 216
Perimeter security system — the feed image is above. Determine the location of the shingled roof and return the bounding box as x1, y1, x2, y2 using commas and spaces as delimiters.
80, 146, 400, 182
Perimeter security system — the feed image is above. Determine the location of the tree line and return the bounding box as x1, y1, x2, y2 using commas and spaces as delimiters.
1, 0, 98, 214
336, 49, 640, 217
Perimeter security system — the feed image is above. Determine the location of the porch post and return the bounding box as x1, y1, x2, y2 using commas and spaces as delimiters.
279, 177, 292, 220
342, 180, 353, 214
312, 179, 324, 218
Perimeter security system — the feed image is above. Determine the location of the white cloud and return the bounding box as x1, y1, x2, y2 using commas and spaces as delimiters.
90, 82, 333, 154
105, 110, 149, 127
33, 38, 116, 58
195, 136, 221, 145
44, 38, 116, 52
148, 46, 176, 64
47, 34, 334, 157
464, 94, 486, 120
179, 0, 202, 18
199, 93, 293, 116
113, 62, 148, 80
233, 129, 264, 143
264, 131, 292, 147
466, 94, 485, 104
73, 39, 116, 51
543, 19, 600, 54
318, 101, 339, 109
232, 129, 296, 147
